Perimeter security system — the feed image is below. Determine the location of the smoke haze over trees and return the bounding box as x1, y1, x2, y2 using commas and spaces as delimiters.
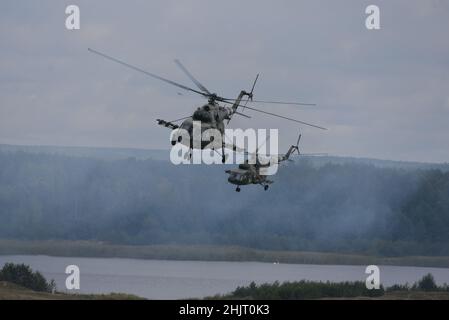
0, 146, 448, 257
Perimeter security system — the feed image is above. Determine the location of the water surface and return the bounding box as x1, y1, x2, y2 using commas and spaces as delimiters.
1, 255, 448, 299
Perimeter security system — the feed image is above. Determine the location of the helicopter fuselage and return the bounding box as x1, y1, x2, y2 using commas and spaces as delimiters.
225, 134, 302, 192
162, 90, 251, 153
170, 103, 231, 150
227, 169, 267, 186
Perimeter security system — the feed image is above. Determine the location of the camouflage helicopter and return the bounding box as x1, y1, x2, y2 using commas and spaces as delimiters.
88, 48, 327, 162
226, 134, 323, 192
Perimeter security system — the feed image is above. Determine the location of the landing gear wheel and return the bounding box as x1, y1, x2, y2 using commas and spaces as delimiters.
236, 187, 241, 192
264, 185, 269, 191
221, 144, 226, 163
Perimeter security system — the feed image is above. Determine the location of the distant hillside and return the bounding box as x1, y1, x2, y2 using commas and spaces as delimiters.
2, 240, 449, 268
301, 155, 449, 171
0, 281, 142, 300
0, 144, 168, 161
1, 143, 447, 170
0, 145, 448, 257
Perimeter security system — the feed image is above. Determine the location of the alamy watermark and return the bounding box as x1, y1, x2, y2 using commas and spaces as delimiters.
365, 265, 381, 289
65, 264, 80, 290
169, 123, 281, 175
365, 5, 381, 30
65, 5, 80, 30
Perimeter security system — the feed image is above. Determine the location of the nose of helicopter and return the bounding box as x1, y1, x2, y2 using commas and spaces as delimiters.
226, 173, 240, 185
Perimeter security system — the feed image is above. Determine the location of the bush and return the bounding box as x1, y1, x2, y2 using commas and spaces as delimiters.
387, 274, 448, 293
387, 283, 410, 292
0, 263, 56, 293
225, 280, 385, 300
416, 273, 438, 292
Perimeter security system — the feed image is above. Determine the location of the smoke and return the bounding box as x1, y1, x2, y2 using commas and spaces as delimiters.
1, 147, 443, 256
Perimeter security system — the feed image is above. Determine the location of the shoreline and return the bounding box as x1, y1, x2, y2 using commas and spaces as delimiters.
1, 239, 449, 268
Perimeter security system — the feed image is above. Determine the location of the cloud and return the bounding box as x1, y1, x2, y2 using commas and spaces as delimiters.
0, 0, 448, 162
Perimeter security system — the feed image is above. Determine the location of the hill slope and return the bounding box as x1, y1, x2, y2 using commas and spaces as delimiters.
0, 281, 143, 300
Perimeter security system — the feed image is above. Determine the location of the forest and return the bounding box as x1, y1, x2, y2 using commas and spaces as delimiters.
208, 274, 449, 300
0, 147, 448, 257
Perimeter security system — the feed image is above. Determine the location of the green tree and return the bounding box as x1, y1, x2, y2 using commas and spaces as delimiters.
416, 273, 438, 292
0, 263, 56, 293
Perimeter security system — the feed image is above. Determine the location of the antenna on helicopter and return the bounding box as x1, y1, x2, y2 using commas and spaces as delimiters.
227, 74, 259, 124
242, 74, 259, 112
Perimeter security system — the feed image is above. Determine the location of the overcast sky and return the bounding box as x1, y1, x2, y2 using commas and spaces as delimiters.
1, 0, 448, 162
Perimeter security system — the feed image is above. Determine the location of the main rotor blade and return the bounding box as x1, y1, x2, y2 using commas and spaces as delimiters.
241, 74, 260, 113
223, 98, 315, 106
250, 74, 259, 96
250, 100, 316, 106
168, 115, 191, 123
296, 134, 302, 147
88, 48, 207, 97
234, 111, 251, 119
244, 105, 326, 129
256, 134, 270, 155
174, 59, 211, 95
222, 100, 327, 130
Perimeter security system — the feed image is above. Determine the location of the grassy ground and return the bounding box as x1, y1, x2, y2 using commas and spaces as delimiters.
0, 281, 143, 300
1, 239, 449, 268
376, 291, 449, 300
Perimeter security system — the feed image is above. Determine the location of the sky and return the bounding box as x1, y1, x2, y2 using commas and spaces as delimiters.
0, 0, 448, 163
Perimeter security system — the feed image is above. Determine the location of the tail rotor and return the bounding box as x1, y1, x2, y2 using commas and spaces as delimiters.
294, 133, 302, 155
242, 74, 259, 112
227, 74, 259, 124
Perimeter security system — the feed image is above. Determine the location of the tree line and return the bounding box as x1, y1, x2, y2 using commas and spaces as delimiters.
0, 151, 448, 256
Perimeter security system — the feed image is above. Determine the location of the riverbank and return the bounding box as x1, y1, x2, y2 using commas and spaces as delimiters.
1, 239, 449, 268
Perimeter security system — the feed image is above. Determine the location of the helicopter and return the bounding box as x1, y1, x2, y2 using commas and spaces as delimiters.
88, 48, 327, 163
226, 133, 322, 192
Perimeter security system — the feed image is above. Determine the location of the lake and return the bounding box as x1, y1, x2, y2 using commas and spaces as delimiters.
1, 255, 449, 299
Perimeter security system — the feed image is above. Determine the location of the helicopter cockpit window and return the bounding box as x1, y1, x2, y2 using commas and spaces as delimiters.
229, 172, 240, 179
